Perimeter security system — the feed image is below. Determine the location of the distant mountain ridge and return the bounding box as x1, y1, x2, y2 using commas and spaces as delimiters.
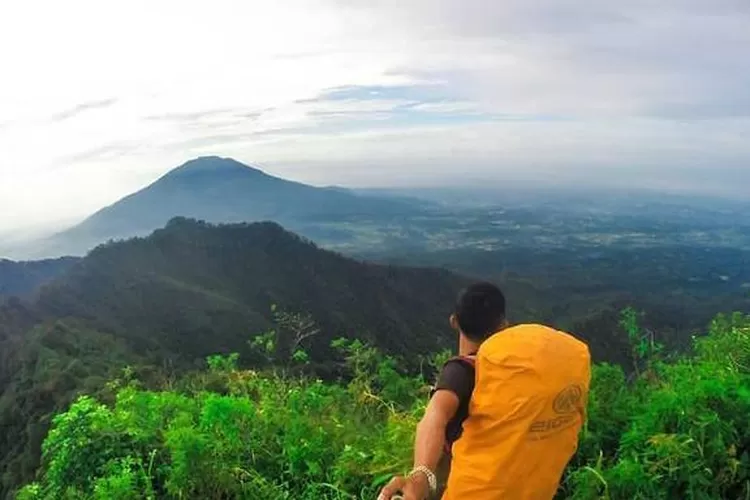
30, 156, 426, 258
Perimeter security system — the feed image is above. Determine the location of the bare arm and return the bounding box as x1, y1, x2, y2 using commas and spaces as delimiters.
413, 390, 459, 471
379, 390, 460, 500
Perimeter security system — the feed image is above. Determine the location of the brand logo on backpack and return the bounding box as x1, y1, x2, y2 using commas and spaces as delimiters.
553, 384, 584, 414
528, 384, 584, 440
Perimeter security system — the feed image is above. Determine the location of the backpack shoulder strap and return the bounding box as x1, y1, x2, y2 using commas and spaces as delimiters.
440, 354, 477, 457
446, 354, 476, 369
431, 355, 476, 397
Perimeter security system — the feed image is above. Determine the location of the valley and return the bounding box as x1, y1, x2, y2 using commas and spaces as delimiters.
311, 201, 750, 255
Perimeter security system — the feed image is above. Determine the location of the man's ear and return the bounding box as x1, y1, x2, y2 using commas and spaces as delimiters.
449, 313, 459, 330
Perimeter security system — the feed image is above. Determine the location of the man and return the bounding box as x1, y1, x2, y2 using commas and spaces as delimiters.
379, 282, 591, 500
378, 282, 507, 499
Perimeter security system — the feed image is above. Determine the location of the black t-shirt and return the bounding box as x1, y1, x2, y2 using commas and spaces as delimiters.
433, 357, 476, 447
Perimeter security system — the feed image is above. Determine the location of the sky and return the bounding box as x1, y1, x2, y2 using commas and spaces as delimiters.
1, 0, 749, 238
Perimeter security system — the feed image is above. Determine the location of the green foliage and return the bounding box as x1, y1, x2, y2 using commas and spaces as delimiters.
331, 337, 426, 411
695, 312, 750, 373
620, 307, 664, 377
249, 331, 276, 364
207, 353, 239, 373
18, 312, 750, 500
561, 311, 750, 500
248, 305, 319, 370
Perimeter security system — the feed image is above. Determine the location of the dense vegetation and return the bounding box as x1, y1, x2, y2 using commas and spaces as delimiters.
0, 219, 467, 497
16, 310, 750, 499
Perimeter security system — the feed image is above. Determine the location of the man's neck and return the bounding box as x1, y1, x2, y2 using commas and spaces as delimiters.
459, 337, 480, 356
459, 322, 510, 355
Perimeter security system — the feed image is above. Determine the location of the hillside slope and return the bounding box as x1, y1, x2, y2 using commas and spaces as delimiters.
36, 217, 466, 360
0, 218, 467, 496
35, 156, 425, 257
0, 258, 77, 297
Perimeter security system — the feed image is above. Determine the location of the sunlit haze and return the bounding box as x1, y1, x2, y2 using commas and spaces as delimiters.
1, 0, 749, 237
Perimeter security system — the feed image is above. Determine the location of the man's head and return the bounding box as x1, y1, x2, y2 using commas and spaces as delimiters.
451, 282, 507, 343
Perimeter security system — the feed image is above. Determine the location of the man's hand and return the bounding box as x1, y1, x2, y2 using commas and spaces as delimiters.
378, 382, 460, 500
378, 473, 429, 500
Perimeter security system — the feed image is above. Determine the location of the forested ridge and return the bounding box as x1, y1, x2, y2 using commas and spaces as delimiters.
0, 218, 468, 496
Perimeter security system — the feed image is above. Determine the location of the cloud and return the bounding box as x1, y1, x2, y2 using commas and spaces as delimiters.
408, 102, 479, 114
0, 0, 749, 237
50, 98, 118, 122
144, 109, 241, 122
332, 0, 750, 118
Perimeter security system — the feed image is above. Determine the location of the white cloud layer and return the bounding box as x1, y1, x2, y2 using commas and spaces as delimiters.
1, 0, 749, 236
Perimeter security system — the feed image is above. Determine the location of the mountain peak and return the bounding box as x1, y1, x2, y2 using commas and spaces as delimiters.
32, 156, 424, 258
167, 156, 268, 178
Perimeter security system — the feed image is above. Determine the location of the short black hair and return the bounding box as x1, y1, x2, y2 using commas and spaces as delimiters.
455, 282, 506, 342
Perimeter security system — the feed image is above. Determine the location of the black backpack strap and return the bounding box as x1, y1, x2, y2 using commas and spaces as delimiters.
430, 354, 476, 398
438, 354, 476, 457
446, 354, 476, 369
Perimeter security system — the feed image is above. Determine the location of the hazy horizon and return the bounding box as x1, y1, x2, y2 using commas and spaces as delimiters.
2, 0, 749, 237
1, 156, 746, 246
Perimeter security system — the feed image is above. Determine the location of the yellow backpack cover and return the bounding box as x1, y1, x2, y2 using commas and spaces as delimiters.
443, 324, 591, 499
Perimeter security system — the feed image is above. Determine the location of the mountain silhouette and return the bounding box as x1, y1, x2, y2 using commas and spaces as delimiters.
35, 156, 424, 257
